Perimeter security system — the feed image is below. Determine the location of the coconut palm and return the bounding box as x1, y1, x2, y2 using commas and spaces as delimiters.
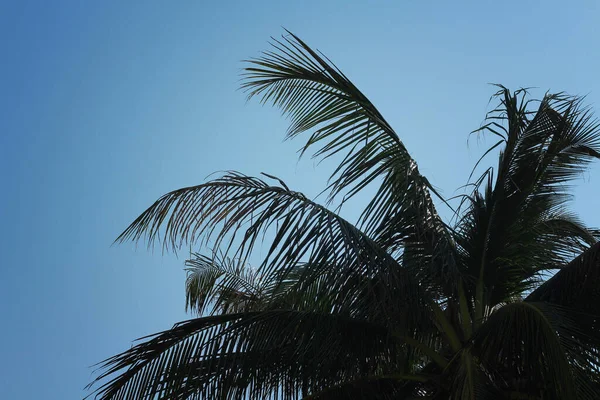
88, 31, 600, 399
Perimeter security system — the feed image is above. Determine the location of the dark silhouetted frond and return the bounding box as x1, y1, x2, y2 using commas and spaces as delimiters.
242, 32, 456, 286
455, 87, 600, 319
526, 241, 600, 310
87, 311, 408, 400
472, 302, 576, 399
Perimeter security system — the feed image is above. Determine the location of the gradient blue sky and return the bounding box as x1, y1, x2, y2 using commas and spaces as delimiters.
1, 1, 599, 398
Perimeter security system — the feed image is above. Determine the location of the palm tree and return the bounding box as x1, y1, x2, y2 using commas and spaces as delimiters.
88, 31, 600, 399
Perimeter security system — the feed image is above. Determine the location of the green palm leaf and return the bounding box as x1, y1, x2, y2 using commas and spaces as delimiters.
87, 311, 407, 399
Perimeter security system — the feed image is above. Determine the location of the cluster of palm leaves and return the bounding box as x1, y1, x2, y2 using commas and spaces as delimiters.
88, 31, 600, 399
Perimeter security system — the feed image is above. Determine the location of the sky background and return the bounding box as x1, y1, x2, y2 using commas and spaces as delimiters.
1, 1, 599, 398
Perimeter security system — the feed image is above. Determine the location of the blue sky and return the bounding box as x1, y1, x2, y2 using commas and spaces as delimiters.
1, 1, 599, 398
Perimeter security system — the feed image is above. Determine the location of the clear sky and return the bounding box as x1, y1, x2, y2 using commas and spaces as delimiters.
1, 1, 599, 398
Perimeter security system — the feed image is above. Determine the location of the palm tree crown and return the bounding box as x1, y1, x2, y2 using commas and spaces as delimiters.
88, 31, 600, 399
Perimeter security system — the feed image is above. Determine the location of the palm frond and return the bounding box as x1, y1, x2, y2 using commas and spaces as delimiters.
303, 374, 428, 399
472, 301, 576, 399
530, 302, 600, 400
87, 311, 405, 399
242, 31, 456, 284
242, 30, 407, 207
526, 241, 600, 311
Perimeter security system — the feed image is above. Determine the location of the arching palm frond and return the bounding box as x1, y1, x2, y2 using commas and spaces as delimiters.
87, 311, 410, 400
116, 172, 437, 332
242, 31, 458, 289
93, 164, 462, 399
